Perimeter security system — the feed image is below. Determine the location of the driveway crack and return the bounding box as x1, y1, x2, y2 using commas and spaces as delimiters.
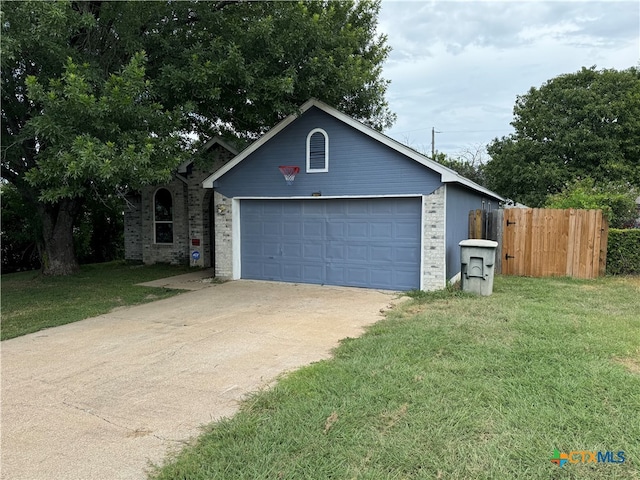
61, 401, 187, 444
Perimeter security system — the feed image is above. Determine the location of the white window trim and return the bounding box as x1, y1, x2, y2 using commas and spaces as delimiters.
153, 187, 174, 244
306, 128, 329, 173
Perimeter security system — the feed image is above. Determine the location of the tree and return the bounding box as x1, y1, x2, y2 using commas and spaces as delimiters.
1, 184, 41, 273
1, 0, 394, 275
433, 150, 486, 187
484, 67, 640, 206
545, 178, 638, 228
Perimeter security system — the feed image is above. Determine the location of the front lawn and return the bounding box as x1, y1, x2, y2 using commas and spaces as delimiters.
1, 261, 193, 340
151, 276, 640, 479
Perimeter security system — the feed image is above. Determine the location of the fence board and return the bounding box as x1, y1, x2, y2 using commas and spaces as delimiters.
470, 208, 608, 279
599, 216, 609, 276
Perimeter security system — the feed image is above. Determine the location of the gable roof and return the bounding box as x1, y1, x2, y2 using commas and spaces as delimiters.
202, 99, 503, 200
177, 136, 239, 174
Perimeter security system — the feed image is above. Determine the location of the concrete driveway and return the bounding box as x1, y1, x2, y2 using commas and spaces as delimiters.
1, 279, 400, 480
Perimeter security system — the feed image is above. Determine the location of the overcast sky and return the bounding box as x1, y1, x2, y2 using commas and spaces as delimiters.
377, 0, 640, 159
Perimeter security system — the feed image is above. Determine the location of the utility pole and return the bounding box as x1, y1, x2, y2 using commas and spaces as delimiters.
431, 127, 441, 159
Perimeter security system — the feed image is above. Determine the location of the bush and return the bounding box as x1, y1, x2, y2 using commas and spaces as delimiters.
545, 178, 638, 228
607, 229, 640, 275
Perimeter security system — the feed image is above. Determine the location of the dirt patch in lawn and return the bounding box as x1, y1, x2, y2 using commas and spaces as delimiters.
613, 355, 640, 375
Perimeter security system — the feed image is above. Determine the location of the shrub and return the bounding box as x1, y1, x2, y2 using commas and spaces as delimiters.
545, 178, 638, 228
606, 229, 640, 275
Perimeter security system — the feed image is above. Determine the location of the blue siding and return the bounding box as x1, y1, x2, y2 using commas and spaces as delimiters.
445, 184, 498, 279
241, 198, 421, 290
215, 107, 442, 198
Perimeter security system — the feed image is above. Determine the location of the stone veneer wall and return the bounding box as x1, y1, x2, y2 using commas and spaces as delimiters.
186, 145, 236, 268
422, 186, 446, 291
212, 191, 233, 277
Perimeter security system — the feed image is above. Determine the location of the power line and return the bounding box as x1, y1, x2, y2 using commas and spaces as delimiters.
391, 127, 502, 135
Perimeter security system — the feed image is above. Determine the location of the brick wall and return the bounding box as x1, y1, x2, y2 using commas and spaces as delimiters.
141, 180, 190, 265
123, 195, 142, 261
123, 142, 237, 267
422, 186, 446, 291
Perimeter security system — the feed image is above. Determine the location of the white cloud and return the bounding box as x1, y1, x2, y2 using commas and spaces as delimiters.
378, 0, 640, 157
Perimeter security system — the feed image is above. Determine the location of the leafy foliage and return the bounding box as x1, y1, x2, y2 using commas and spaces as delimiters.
23, 53, 186, 202
545, 177, 638, 228
1, 0, 393, 274
607, 229, 640, 275
433, 152, 486, 186
485, 67, 640, 206
0, 184, 41, 273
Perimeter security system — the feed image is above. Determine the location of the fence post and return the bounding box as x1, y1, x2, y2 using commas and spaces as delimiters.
493, 210, 503, 274
599, 214, 609, 277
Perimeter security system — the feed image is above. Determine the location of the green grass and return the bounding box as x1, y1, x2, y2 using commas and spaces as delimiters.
151, 276, 640, 479
1, 261, 194, 340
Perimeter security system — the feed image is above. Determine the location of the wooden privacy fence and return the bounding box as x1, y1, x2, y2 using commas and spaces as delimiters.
469, 208, 609, 279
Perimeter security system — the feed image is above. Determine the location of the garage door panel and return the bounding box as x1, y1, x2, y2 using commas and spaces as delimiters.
303, 264, 324, 283
263, 263, 281, 280
326, 244, 345, 260
282, 242, 302, 258
326, 202, 346, 215
396, 246, 420, 263
347, 245, 368, 262
347, 223, 368, 238
282, 202, 302, 215
263, 222, 281, 236
347, 201, 369, 215
261, 242, 280, 257
371, 245, 393, 262
370, 202, 394, 215
243, 221, 262, 236
303, 202, 324, 215
370, 268, 393, 287
396, 201, 419, 215
242, 202, 264, 215
396, 221, 420, 239
303, 243, 323, 259
370, 222, 393, 239
282, 264, 302, 280
327, 223, 344, 239
283, 222, 301, 237
394, 270, 419, 290
345, 267, 369, 286
241, 198, 420, 290
303, 222, 323, 239
242, 260, 262, 277
262, 202, 283, 215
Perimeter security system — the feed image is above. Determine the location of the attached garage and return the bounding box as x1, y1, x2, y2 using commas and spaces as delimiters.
203, 99, 503, 291
240, 197, 421, 290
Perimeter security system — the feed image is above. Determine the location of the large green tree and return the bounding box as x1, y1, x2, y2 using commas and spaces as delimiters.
484, 67, 640, 206
1, 0, 393, 275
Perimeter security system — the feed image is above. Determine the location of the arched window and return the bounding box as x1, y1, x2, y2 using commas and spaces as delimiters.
154, 188, 173, 244
306, 128, 329, 173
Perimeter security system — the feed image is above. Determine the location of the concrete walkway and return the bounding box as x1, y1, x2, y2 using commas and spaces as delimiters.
1, 279, 401, 480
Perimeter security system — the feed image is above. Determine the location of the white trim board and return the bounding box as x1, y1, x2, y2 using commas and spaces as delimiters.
230, 194, 424, 201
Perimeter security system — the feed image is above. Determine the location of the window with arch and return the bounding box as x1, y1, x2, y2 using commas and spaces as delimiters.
306, 128, 329, 173
154, 188, 173, 244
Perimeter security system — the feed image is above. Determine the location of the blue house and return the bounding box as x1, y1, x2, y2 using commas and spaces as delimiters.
201, 99, 503, 291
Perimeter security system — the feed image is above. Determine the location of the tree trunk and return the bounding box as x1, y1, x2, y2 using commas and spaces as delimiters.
39, 199, 81, 276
